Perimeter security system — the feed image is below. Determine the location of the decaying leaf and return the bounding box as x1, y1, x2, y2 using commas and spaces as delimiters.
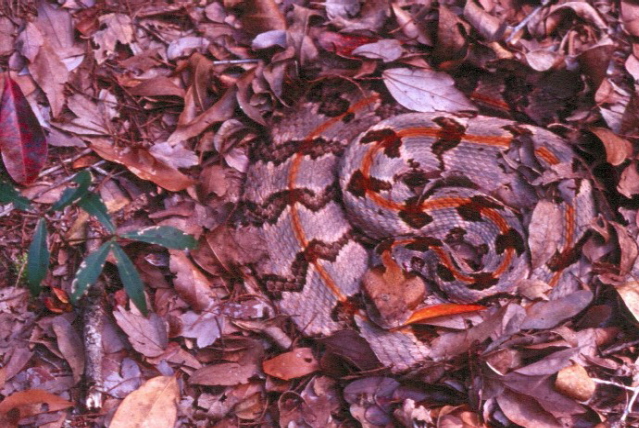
383, 68, 476, 113
263, 348, 319, 380
110, 376, 179, 428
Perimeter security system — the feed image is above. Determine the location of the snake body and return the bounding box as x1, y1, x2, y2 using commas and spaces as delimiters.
241, 81, 596, 371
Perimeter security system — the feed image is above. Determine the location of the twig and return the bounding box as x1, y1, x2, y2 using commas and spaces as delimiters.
505, 0, 553, 43
82, 225, 107, 411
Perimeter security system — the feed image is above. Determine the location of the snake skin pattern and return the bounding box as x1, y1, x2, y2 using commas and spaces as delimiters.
241, 81, 596, 371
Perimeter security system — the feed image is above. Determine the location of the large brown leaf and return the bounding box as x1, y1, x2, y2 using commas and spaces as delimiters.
0, 75, 47, 184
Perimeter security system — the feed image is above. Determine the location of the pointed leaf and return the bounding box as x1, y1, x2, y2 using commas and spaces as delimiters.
70, 240, 113, 303
405, 303, 485, 325
0, 177, 31, 210
77, 192, 115, 233
51, 169, 92, 211
0, 75, 47, 184
120, 226, 197, 249
111, 243, 147, 315
382, 68, 476, 113
27, 218, 49, 295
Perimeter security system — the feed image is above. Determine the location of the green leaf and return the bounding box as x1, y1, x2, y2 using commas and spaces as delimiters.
77, 192, 115, 234
51, 170, 92, 211
70, 240, 113, 303
111, 243, 147, 315
120, 226, 198, 250
0, 178, 30, 210
26, 218, 49, 295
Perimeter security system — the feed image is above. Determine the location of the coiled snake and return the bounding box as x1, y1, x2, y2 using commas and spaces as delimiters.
241, 81, 596, 371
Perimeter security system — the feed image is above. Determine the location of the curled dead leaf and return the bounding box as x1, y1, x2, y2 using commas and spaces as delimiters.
617, 160, 639, 198
90, 139, 195, 192
616, 281, 639, 323
588, 127, 633, 166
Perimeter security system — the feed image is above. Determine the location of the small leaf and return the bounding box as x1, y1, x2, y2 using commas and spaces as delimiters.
51, 170, 92, 211
70, 240, 113, 303
120, 226, 197, 249
111, 243, 147, 315
382, 68, 476, 113
77, 192, 115, 233
0, 177, 31, 210
0, 74, 48, 184
27, 218, 49, 295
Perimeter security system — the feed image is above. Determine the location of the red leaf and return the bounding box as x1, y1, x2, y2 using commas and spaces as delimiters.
0, 75, 47, 184
405, 303, 486, 324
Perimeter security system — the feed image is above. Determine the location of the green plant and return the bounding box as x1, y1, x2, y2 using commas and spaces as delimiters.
6, 169, 196, 314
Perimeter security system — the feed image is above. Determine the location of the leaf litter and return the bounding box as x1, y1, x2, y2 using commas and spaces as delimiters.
1, 0, 639, 427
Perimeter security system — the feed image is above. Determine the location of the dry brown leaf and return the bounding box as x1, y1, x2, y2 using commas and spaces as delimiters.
52, 317, 85, 385
110, 376, 179, 428
343, 377, 399, 427
610, 221, 638, 276
528, 200, 563, 270
168, 86, 238, 145
262, 348, 319, 380
89, 139, 195, 192
589, 127, 633, 166
520, 291, 593, 330
278, 376, 341, 428
617, 160, 639, 198
0, 18, 15, 57
577, 43, 615, 90
554, 363, 595, 401
352, 39, 403, 62
383, 68, 476, 113
230, 0, 286, 34
0, 389, 72, 421
392, 3, 433, 46
92, 14, 134, 64
113, 307, 168, 358
546, 2, 608, 33
22, 26, 69, 118
433, 5, 469, 64
190, 362, 258, 386
463, 0, 504, 41
236, 66, 266, 126
525, 50, 563, 72
616, 281, 639, 323
170, 250, 220, 311
496, 389, 561, 428
362, 251, 425, 329
128, 76, 186, 98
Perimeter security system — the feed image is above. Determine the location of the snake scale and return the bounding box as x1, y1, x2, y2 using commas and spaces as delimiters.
240, 80, 596, 371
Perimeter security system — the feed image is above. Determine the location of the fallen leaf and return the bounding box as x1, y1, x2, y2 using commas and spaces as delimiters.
352, 39, 403, 62
0, 75, 47, 184
52, 316, 85, 385
92, 14, 134, 64
617, 160, 639, 198
263, 348, 319, 380
383, 68, 476, 113
110, 376, 179, 428
616, 281, 639, 323
0, 389, 72, 420
589, 127, 633, 166
113, 307, 168, 358
520, 291, 593, 330
89, 138, 195, 192
168, 86, 238, 145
